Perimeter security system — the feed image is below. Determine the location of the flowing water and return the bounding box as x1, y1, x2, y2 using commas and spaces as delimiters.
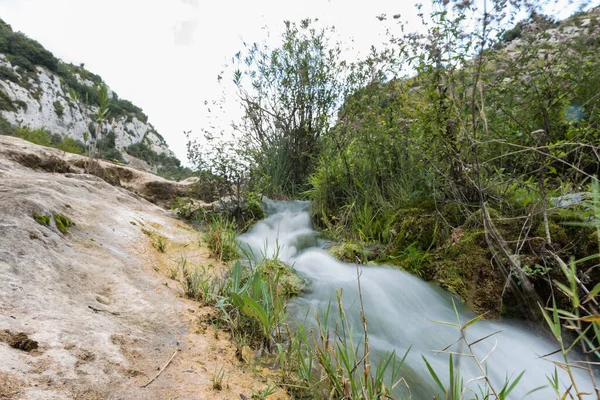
238, 200, 596, 399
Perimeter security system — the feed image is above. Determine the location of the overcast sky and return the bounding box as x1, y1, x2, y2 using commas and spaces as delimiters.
0, 0, 590, 163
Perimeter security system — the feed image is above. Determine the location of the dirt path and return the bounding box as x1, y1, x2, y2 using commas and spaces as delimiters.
0, 139, 285, 399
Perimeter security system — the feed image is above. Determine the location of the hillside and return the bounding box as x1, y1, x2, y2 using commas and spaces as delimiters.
0, 18, 180, 172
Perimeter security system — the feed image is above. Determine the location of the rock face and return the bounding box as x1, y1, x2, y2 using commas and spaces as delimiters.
0, 52, 174, 159
0, 136, 194, 208
0, 136, 281, 399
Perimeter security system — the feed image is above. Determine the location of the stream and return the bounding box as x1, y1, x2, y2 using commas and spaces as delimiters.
238, 199, 596, 399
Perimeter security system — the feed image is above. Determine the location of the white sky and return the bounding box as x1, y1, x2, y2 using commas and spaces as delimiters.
0, 0, 591, 163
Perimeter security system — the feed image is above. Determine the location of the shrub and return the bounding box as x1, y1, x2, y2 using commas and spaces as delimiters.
0, 89, 26, 112
0, 65, 19, 84
501, 22, 524, 42
13, 126, 52, 146
0, 19, 58, 73
96, 131, 124, 163
0, 114, 14, 135
125, 141, 180, 168
53, 100, 64, 117
56, 136, 85, 155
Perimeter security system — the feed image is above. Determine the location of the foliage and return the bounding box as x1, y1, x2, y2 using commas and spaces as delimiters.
125, 140, 180, 168
0, 18, 58, 73
0, 114, 14, 135
535, 178, 600, 399
5, 125, 86, 156
219, 260, 288, 349
206, 19, 350, 197
301, 1, 600, 319
181, 259, 225, 305
53, 100, 64, 118
55, 136, 85, 155
155, 165, 195, 181
12, 126, 52, 147
0, 88, 26, 112
423, 301, 528, 400
0, 65, 20, 84
96, 131, 124, 163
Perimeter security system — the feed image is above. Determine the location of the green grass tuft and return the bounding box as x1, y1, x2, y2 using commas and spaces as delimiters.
53, 213, 73, 234
32, 213, 50, 226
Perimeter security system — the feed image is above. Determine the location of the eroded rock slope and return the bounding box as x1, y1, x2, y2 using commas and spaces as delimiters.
0, 138, 280, 399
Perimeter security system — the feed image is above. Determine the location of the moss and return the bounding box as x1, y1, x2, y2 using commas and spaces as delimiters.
534, 220, 568, 245
262, 259, 306, 299
441, 202, 468, 227
385, 208, 445, 256
53, 213, 73, 234
33, 213, 50, 226
328, 242, 376, 264
431, 230, 504, 318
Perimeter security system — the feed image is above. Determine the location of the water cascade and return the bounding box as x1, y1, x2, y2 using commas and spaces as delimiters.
238, 200, 595, 399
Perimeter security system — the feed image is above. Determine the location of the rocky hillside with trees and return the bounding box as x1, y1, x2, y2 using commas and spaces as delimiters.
0, 18, 182, 174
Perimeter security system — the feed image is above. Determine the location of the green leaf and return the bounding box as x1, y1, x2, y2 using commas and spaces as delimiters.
586, 282, 600, 302
539, 303, 561, 342
462, 314, 484, 330
422, 355, 445, 394
241, 294, 269, 332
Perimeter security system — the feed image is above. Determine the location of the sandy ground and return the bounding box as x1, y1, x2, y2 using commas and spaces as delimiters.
0, 138, 286, 399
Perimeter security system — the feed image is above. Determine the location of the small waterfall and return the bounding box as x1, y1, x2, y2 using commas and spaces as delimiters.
238, 199, 596, 399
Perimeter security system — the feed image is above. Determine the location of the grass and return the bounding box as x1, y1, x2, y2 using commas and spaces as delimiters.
181, 257, 224, 305
204, 216, 238, 262
141, 228, 168, 253
211, 365, 226, 391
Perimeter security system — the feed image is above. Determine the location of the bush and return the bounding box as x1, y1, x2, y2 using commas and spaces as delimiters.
96, 131, 124, 162
56, 136, 85, 155
110, 98, 147, 123
0, 114, 14, 135
13, 126, 52, 146
125, 141, 180, 168
0, 65, 20, 84
53, 100, 64, 117
501, 22, 524, 42
0, 89, 26, 112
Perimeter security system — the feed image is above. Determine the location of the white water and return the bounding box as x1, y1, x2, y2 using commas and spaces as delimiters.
238, 200, 596, 399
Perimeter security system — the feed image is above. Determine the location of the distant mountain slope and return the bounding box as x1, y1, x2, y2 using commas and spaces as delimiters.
0, 18, 179, 170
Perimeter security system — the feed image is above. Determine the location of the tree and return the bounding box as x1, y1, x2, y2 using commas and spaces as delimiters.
230, 19, 347, 196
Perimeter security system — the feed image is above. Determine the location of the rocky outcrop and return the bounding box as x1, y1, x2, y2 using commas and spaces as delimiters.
0, 135, 193, 208
0, 134, 282, 399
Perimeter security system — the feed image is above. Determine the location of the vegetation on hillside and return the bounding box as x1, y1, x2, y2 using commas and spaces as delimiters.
0, 18, 150, 123
0, 17, 185, 177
